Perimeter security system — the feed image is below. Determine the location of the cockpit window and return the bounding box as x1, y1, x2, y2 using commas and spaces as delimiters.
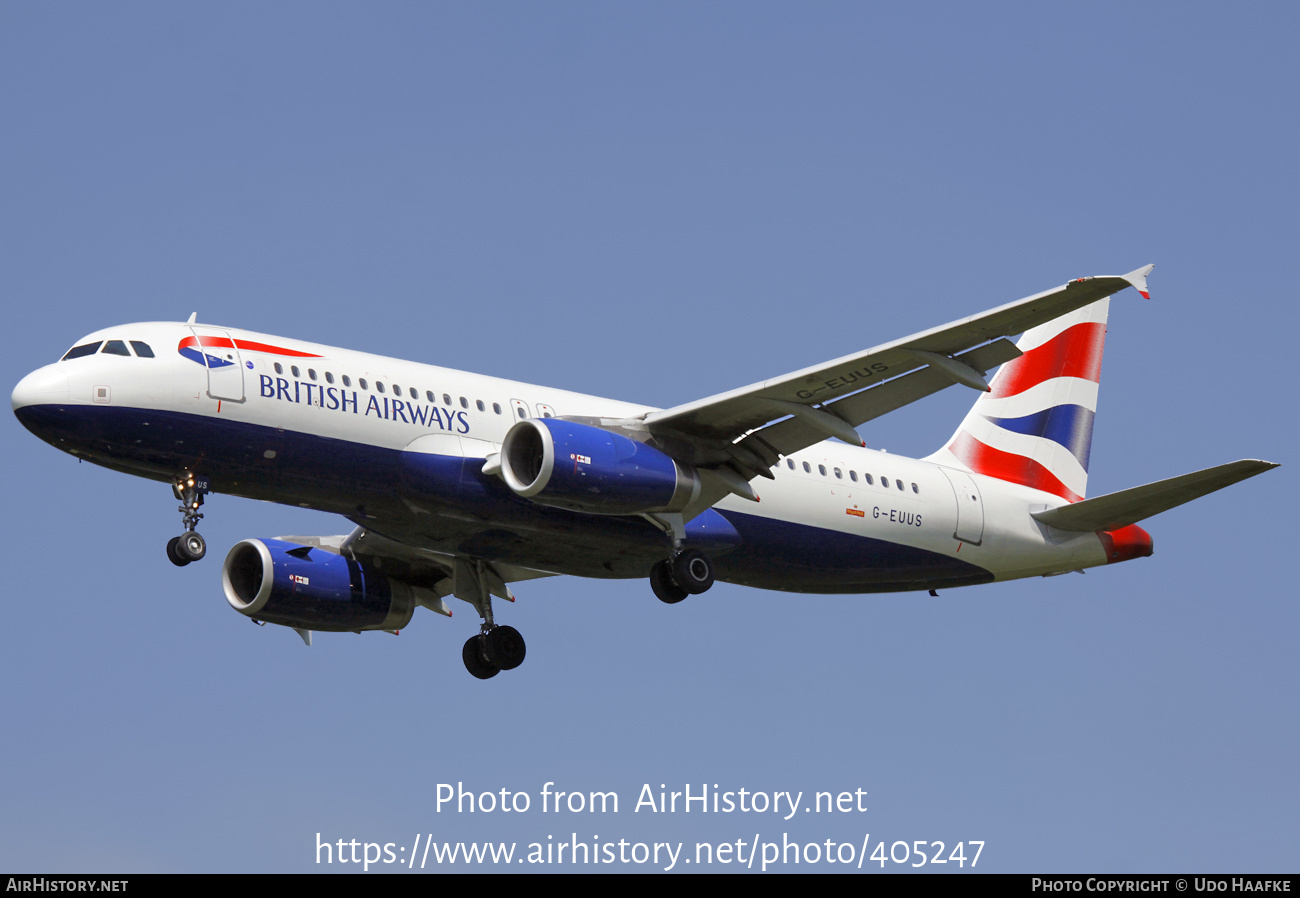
61, 342, 102, 361
130, 341, 155, 358
101, 340, 130, 356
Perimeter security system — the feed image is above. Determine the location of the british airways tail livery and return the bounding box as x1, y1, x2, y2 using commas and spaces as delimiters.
11, 266, 1277, 678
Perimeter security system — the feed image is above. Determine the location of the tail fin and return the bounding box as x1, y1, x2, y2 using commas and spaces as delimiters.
926, 298, 1110, 502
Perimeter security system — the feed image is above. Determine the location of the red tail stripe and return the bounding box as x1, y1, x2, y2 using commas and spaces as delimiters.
948, 431, 1082, 502
990, 321, 1106, 398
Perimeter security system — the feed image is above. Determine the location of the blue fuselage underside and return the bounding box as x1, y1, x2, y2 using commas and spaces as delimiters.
16, 403, 994, 593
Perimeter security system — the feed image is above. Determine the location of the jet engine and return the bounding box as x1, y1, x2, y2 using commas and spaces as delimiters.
499, 418, 700, 515
222, 538, 419, 632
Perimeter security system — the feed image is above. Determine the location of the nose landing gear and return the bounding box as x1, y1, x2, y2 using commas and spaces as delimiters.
166, 475, 208, 567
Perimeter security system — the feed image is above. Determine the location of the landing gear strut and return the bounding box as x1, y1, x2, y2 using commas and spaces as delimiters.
167, 475, 208, 567
454, 558, 527, 679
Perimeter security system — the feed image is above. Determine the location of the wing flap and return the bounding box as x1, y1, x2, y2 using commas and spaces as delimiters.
1030, 459, 1278, 532
742, 338, 1022, 458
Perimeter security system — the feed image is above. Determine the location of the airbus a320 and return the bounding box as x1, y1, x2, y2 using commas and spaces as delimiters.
12, 265, 1277, 678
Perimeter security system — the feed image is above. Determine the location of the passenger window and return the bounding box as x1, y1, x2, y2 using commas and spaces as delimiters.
443, 394, 452, 405
912, 483, 919, 494
850, 471, 858, 482
881, 477, 890, 488
897, 480, 905, 491
342, 375, 351, 387
274, 363, 283, 374
325, 372, 334, 384
359, 378, 368, 390
129, 341, 155, 358
786, 459, 795, 470
834, 467, 842, 479
818, 465, 827, 476
308, 369, 318, 381
476, 400, 485, 411
802, 462, 811, 473
427, 391, 435, 402
101, 340, 130, 356
377, 382, 386, 394
392, 385, 401, 396
493, 403, 502, 414
291, 366, 300, 378
460, 397, 468, 409
865, 474, 874, 485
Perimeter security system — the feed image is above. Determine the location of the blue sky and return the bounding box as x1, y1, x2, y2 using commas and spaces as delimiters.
1, 3, 1295, 873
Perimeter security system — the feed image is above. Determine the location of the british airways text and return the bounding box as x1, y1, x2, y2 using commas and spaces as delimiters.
258, 375, 470, 432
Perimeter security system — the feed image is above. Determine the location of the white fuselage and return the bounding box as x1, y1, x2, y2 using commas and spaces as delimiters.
13, 320, 1119, 593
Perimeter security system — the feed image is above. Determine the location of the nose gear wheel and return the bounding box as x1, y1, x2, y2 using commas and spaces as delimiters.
167, 475, 208, 565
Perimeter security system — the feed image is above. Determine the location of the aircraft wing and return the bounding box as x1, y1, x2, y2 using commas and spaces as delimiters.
642, 266, 1153, 487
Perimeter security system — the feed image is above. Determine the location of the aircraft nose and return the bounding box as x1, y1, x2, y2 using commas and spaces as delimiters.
12, 365, 69, 411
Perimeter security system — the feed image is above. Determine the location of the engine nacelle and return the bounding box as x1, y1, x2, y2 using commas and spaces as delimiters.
499, 418, 700, 515
222, 539, 418, 632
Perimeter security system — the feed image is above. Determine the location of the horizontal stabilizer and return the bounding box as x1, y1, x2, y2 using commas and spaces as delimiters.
1031, 460, 1278, 532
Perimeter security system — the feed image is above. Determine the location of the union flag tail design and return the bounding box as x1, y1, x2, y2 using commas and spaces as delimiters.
927, 299, 1110, 502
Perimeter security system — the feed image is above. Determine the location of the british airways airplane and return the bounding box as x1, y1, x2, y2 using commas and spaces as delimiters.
11, 266, 1277, 678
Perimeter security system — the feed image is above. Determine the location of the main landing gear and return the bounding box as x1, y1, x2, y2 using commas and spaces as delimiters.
455, 558, 527, 680
463, 625, 526, 680
642, 513, 717, 604
649, 549, 715, 604
166, 475, 208, 567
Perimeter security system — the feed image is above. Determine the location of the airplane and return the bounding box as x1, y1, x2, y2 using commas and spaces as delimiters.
11, 265, 1278, 678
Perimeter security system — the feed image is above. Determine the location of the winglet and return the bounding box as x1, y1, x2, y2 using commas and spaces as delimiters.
1122, 264, 1154, 300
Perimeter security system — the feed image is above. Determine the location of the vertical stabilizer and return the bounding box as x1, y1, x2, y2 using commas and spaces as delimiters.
926, 299, 1110, 502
